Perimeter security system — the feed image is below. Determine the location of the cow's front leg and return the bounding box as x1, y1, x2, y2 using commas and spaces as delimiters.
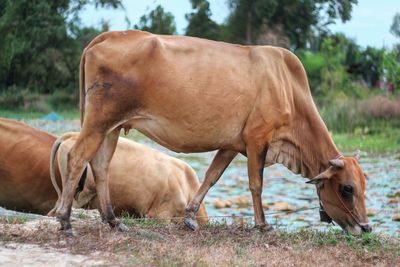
184, 149, 238, 231
246, 144, 273, 231
90, 128, 128, 232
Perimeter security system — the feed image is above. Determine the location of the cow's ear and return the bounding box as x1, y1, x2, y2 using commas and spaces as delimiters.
306, 166, 335, 187
306, 172, 330, 187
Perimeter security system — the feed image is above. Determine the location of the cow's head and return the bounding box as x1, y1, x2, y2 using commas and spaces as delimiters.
307, 152, 371, 235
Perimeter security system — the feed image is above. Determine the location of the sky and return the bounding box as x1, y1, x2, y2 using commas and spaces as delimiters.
80, 0, 399, 48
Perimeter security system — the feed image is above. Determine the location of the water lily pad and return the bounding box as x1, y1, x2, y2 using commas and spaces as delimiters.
213, 199, 232, 209
271, 202, 296, 212
387, 191, 400, 198
366, 209, 376, 216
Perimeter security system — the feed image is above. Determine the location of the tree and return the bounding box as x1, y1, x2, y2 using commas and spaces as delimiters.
185, 0, 220, 40
0, 0, 121, 94
390, 13, 400, 39
225, 0, 277, 44
382, 49, 400, 90
134, 5, 176, 35
225, 0, 358, 49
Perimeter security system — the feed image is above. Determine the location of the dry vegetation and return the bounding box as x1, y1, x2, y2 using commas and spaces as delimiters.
0, 209, 399, 266
360, 96, 400, 119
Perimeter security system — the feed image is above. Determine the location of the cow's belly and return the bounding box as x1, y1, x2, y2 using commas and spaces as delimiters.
123, 115, 246, 153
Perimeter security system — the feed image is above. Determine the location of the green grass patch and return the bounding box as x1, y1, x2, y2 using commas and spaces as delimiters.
0, 109, 79, 120
280, 228, 399, 254
333, 129, 400, 153
0, 216, 30, 224
120, 211, 165, 227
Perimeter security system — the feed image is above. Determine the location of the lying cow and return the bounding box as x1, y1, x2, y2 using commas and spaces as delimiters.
0, 118, 61, 214
48, 132, 208, 224
0, 118, 207, 224
55, 30, 370, 235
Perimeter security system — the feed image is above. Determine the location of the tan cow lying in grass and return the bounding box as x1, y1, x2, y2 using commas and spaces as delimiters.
48, 132, 208, 224
0, 118, 207, 224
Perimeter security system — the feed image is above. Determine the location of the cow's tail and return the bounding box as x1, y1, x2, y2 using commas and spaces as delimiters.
50, 134, 88, 200
196, 202, 209, 225
50, 136, 64, 199
79, 52, 86, 126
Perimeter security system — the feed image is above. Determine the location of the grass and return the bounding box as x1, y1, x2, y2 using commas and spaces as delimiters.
0, 109, 79, 120
333, 129, 400, 153
279, 227, 398, 254
0, 214, 398, 266
0, 216, 30, 224
120, 211, 166, 227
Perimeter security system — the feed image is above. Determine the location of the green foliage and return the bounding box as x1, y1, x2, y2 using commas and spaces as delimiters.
185, 0, 220, 40
134, 5, 176, 35
47, 90, 79, 111
0, 0, 120, 96
390, 12, 400, 39
298, 34, 351, 98
297, 32, 395, 104
383, 49, 400, 89
358, 47, 385, 87
0, 0, 70, 92
297, 51, 325, 93
0, 86, 25, 109
319, 37, 350, 97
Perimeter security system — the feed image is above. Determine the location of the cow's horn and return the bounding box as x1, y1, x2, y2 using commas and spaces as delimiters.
354, 150, 361, 161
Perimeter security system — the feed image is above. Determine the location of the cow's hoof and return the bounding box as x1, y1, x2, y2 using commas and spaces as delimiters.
115, 222, 129, 232
57, 218, 72, 231
184, 217, 198, 231
254, 224, 274, 232
61, 228, 75, 238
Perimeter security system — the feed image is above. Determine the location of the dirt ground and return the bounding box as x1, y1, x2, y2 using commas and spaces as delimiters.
0, 209, 398, 267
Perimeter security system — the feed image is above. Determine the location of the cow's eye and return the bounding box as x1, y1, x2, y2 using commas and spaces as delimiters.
341, 185, 354, 198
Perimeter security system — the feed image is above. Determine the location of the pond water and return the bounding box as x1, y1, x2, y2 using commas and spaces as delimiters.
18, 120, 400, 236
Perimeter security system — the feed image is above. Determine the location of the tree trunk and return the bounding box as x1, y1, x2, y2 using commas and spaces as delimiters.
246, 10, 252, 44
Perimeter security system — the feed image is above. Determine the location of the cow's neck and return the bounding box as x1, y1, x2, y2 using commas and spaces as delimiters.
266, 101, 340, 179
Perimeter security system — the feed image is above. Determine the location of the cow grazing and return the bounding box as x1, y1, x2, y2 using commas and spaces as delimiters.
48, 132, 208, 225
55, 30, 370, 235
0, 118, 207, 224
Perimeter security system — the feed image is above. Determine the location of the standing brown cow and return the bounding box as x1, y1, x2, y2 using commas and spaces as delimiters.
55, 30, 371, 235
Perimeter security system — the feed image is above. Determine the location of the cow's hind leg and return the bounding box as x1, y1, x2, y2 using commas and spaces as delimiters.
184, 149, 238, 230
90, 128, 128, 232
55, 128, 106, 234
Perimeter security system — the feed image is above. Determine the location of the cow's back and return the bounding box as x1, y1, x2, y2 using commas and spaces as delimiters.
0, 118, 59, 214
